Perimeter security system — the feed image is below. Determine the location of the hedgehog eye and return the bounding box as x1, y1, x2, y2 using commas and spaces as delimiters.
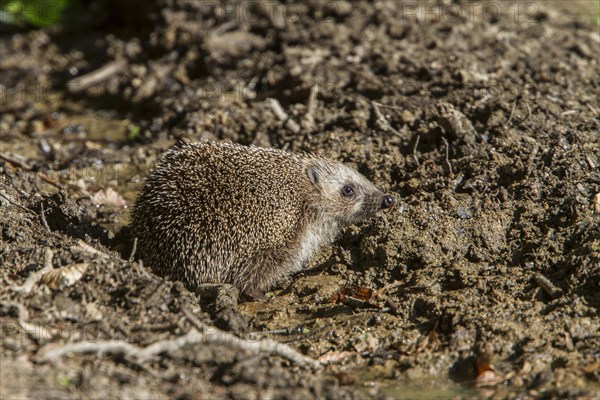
341, 185, 355, 197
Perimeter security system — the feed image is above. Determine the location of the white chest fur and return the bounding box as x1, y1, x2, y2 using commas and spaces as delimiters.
292, 219, 339, 273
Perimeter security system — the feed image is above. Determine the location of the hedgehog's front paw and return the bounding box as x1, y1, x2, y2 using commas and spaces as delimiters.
193, 283, 248, 333
192, 283, 238, 304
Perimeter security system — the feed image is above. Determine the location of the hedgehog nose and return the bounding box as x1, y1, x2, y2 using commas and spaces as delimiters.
381, 195, 394, 209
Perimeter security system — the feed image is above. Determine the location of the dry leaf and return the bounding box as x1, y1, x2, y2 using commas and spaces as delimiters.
42, 263, 89, 289
92, 187, 127, 207
582, 361, 599, 374
84, 141, 103, 151
317, 351, 355, 364
476, 370, 503, 387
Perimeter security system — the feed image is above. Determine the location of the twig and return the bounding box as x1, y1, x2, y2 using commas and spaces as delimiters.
35, 318, 321, 369
0, 191, 37, 216
0, 152, 31, 170
35, 340, 140, 363
13, 248, 54, 295
134, 260, 154, 280
37, 173, 63, 190
267, 98, 301, 134
304, 84, 319, 131
535, 274, 563, 299
560, 110, 577, 117
526, 144, 540, 177
128, 237, 138, 263
248, 326, 310, 338
375, 281, 404, 297
441, 137, 453, 175
259, 0, 286, 29
67, 59, 128, 93
72, 239, 111, 259
505, 97, 518, 126
210, 20, 238, 36
523, 102, 532, 123
413, 135, 421, 167
182, 307, 320, 369
40, 203, 51, 234
371, 102, 404, 111
585, 154, 597, 169
372, 101, 402, 136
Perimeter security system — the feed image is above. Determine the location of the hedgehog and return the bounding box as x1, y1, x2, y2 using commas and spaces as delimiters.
131, 141, 394, 298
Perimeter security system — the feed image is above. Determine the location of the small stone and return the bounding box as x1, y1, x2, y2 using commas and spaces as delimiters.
401, 110, 415, 124
29, 120, 45, 134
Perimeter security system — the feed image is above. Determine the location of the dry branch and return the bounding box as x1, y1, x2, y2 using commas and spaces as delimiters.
0, 152, 32, 170
13, 248, 54, 295
535, 274, 563, 299
182, 307, 320, 369
441, 136, 453, 176
372, 101, 402, 136
128, 237, 138, 263
35, 319, 321, 369
40, 203, 51, 234
72, 239, 111, 259
303, 84, 319, 131
412, 135, 421, 167
267, 98, 301, 134
67, 60, 127, 93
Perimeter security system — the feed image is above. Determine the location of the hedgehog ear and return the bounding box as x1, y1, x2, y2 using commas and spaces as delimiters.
306, 165, 321, 187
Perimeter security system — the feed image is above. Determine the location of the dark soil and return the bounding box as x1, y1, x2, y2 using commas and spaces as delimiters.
1, 1, 598, 399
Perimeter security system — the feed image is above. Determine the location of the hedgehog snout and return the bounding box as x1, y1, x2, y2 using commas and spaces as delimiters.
356, 192, 394, 220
